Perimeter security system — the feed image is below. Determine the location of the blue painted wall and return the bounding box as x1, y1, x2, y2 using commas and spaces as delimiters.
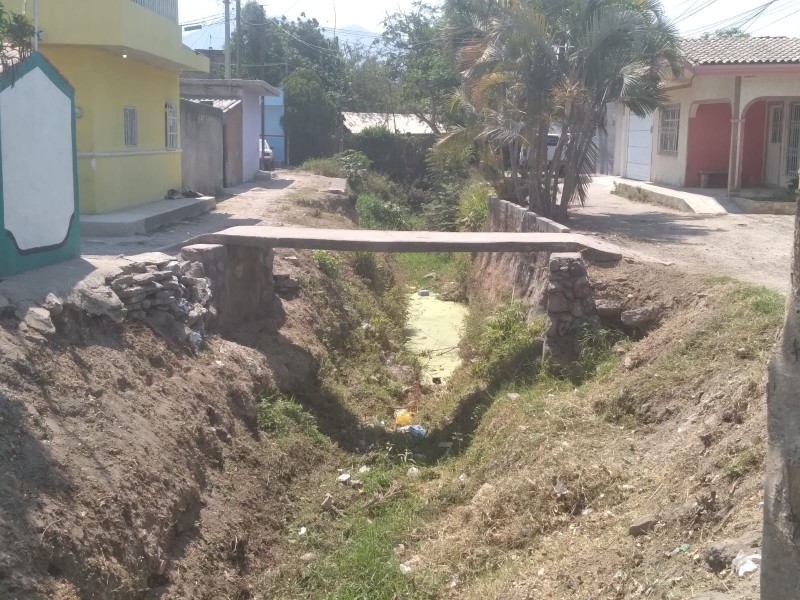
262, 89, 285, 165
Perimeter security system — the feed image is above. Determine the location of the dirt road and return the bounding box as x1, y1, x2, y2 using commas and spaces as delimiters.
81, 170, 351, 259
570, 177, 794, 294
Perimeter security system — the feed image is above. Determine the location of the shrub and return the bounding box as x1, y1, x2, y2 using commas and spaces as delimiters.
457, 180, 492, 232
347, 126, 436, 184
257, 394, 326, 446
356, 194, 411, 230
476, 302, 545, 382
351, 252, 383, 281
312, 250, 341, 277
300, 150, 372, 191
300, 157, 346, 178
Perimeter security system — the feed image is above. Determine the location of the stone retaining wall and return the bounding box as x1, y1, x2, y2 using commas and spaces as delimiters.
486, 196, 572, 234
181, 243, 274, 330
478, 197, 601, 368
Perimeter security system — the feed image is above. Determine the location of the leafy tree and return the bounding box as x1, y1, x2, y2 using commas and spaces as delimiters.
439, 0, 681, 223
0, 3, 35, 75
340, 43, 393, 113
234, 1, 343, 93
283, 68, 336, 163
703, 26, 751, 39
380, 2, 461, 134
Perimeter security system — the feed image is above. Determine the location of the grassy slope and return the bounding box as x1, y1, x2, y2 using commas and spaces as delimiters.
257, 267, 782, 599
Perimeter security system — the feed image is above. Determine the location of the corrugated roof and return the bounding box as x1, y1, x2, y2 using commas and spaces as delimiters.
342, 112, 437, 135
681, 36, 800, 66
183, 97, 241, 112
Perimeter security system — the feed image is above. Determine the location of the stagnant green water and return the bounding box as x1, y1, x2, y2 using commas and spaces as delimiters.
405, 292, 469, 384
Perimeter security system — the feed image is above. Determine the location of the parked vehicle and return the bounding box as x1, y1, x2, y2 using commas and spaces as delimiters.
519, 129, 561, 170
260, 139, 273, 170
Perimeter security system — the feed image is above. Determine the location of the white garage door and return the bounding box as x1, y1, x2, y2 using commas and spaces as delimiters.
625, 113, 653, 181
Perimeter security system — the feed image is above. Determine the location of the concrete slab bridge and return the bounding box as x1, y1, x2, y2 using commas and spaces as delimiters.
180, 225, 623, 366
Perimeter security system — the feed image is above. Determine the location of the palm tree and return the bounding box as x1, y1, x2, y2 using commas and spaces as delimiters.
439, 0, 682, 222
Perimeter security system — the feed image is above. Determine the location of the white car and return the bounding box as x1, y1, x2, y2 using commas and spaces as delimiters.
519, 130, 561, 168
260, 139, 273, 170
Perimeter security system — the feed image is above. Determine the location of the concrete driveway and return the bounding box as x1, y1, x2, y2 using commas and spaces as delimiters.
570, 177, 795, 294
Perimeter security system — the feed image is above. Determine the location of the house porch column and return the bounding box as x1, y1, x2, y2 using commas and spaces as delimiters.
728, 76, 743, 194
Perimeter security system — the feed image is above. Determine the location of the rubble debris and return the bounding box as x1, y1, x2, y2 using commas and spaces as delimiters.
108, 257, 215, 349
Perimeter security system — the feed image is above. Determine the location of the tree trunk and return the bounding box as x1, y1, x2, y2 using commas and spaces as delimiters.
762, 200, 800, 598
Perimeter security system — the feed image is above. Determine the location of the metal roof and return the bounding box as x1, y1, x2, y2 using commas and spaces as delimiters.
183, 97, 241, 112
681, 36, 800, 66
342, 112, 437, 135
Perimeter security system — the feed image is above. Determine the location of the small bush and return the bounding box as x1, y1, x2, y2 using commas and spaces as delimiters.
457, 180, 492, 232
347, 126, 435, 184
723, 448, 762, 479
257, 394, 326, 446
577, 323, 623, 381
476, 302, 545, 381
312, 250, 341, 277
356, 194, 411, 230
355, 171, 400, 199
299, 156, 346, 178
350, 251, 387, 289
300, 150, 371, 190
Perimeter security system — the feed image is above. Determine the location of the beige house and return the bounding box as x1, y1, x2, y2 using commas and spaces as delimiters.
613, 37, 800, 193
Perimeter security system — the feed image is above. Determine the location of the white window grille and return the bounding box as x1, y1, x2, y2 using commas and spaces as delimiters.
124, 106, 138, 147
165, 101, 179, 149
786, 103, 800, 177
771, 106, 784, 144
658, 105, 680, 156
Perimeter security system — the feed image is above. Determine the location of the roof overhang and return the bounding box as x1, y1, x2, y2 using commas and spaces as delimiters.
692, 63, 800, 76
180, 78, 280, 99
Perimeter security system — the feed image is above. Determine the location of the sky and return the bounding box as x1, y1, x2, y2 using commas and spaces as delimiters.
179, 0, 800, 49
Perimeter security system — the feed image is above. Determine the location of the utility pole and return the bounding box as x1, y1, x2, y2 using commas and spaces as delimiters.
32, 0, 39, 52
223, 0, 232, 79
235, 0, 242, 78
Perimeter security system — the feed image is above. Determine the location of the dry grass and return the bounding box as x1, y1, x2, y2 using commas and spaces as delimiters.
395, 276, 780, 599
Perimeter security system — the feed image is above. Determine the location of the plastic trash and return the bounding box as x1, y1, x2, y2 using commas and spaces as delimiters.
407, 466, 421, 478
337, 473, 351, 484
507, 393, 521, 400
395, 409, 414, 427
732, 551, 761, 577
358, 465, 371, 474
298, 527, 307, 536
418, 289, 430, 297
408, 424, 427, 438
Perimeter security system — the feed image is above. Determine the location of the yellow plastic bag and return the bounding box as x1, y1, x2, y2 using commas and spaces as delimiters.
395, 409, 413, 427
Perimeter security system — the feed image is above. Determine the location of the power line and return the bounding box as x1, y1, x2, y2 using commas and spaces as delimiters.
680, 0, 786, 36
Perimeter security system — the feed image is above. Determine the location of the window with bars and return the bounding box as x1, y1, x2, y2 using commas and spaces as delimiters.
124, 106, 138, 147
658, 105, 680, 156
165, 101, 179, 150
771, 106, 784, 144
786, 102, 800, 177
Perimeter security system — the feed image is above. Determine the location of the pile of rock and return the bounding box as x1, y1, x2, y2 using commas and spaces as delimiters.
108, 257, 216, 350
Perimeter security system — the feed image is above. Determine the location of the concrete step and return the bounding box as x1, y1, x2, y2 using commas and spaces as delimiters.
81, 196, 216, 237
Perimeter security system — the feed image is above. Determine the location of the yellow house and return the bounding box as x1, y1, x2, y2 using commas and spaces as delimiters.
19, 0, 210, 215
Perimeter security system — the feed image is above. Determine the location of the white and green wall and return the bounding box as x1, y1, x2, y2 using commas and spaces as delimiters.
0, 52, 80, 277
